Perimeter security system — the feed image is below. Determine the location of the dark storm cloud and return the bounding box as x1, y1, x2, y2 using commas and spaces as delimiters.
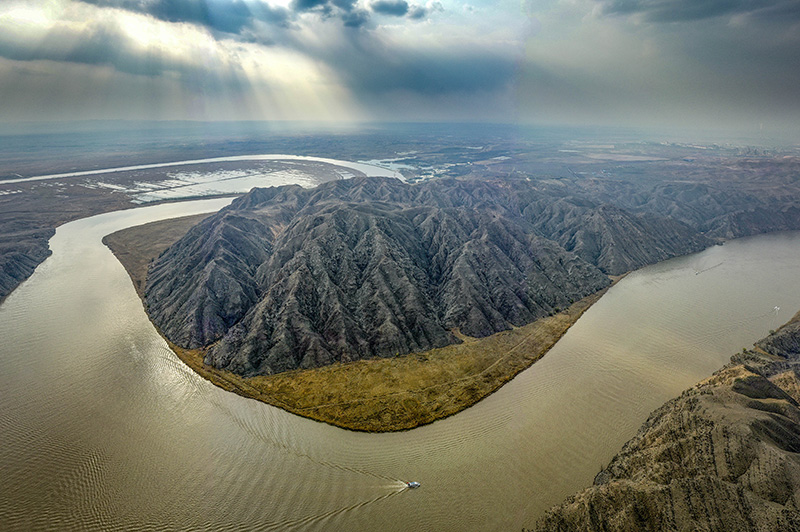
406, 2, 443, 20
289, 0, 370, 27
74, 0, 445, 43
292, 0, 359, 10
289, 0, 369, 26
341, 9, 371, 27
80, 0, 291, 33
0, 0, 499, 99
0, 20, 157, 76
599, 0, 800, 23
371, 0, 409, 16
291, 0, 327, 10
145, 0, 253, 32
0, 0, 516, 121
406, 5, 429, 19
333, 47, 517, 95
369, 1, 442, 19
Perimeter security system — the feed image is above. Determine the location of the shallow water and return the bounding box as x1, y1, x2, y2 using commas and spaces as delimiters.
2, 200, 800, 531
2, 154, 402, 185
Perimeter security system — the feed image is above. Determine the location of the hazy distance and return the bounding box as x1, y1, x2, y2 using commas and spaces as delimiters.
0, 0, 799, 139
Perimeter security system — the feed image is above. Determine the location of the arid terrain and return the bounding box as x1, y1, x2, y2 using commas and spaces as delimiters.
106, 212, 614, 430
5, 128, 800, 434
0, 157, 361, 302
4, 128, 799, 306
533, 311, 800, 531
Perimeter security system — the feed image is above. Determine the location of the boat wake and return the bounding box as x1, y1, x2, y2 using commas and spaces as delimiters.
694, 262, 724, 275
260, 488, 405, 531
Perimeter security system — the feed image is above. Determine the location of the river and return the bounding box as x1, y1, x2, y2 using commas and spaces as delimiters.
2, 198, 800, 531
1, 154, 402, 185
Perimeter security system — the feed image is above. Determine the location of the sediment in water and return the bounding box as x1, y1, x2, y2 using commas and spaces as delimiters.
532, 310, 800, 531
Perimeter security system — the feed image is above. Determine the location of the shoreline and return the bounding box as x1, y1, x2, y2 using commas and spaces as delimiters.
0, 155, 378, 308
532, 308, 800, 530
163, 285, 612, 432
105, 215, 617, 432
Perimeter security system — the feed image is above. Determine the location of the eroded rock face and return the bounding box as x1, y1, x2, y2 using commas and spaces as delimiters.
0, 230, 53, 301
534, 312, 800, 532
146, 177, 710, 376
758, 314, 800, 359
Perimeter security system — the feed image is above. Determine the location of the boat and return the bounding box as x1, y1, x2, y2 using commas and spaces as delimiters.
406, 481, 421, 489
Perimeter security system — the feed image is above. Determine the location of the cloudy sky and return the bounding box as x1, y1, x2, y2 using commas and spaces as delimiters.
0, 0, 798, 134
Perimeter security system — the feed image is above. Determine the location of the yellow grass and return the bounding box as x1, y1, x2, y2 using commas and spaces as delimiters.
106, 215, 613, 432
168, 288, 608, 431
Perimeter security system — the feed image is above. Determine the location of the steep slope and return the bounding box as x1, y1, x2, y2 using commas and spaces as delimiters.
206, 204, 608, 375
580, 179, 800, 241
208, 202, 457, 374
0, 229, 53, 302
146, 177, 710, 376
534, 312, 800, 532
528, 198, 707, 275
145, 186, 306, 348
708, 205, 800, 240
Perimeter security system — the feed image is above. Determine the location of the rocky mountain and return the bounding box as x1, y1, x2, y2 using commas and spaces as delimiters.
526, 197, 707, 275
145, 177, 710, 376
533, 311, 800, 532
0, 229, 53, 302
578, 178, 800, 240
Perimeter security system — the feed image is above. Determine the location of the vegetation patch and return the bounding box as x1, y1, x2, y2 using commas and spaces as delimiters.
106, 214, 611, 431
165, 289, 607, 431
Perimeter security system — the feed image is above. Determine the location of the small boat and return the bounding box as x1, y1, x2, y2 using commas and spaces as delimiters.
406, 481, 421, 489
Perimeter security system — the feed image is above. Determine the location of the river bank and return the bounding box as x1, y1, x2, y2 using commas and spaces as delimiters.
105, 215, 614, 431
6, 203, 800, 530
532, 309, 800, 531
1, 155, 390, 308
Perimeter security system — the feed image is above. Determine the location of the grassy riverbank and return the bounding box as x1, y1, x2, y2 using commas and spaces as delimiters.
102, 213, 212, 297
105, 216, 612, 431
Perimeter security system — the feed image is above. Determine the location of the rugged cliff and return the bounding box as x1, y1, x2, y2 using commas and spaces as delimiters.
534, 312, 800, 532
145, 177, 709, 376
0, 229, 53, 302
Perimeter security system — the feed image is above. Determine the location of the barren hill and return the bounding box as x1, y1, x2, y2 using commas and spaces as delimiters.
145, 177, 708, 376
533, 311, 800, 532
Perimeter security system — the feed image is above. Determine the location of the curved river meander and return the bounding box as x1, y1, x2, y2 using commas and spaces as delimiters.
2, 197, 800, 531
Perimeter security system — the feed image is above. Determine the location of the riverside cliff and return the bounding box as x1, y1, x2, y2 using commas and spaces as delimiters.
534, 311, 800, 531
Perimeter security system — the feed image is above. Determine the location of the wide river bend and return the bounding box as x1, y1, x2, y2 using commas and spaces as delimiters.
2, 198, 800, 531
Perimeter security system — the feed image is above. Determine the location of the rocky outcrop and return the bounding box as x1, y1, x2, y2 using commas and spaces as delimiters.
757, 313, 800, 359
146, 177, 711, 376
0, 230, 53, 302
707, 205, 800, 240
527, 198, 707, 275
534, 311, 800, 532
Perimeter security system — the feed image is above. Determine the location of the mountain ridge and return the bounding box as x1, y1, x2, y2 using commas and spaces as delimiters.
145, 177, 709, 376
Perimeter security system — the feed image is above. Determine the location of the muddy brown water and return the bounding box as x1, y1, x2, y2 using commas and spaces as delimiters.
2, 198, 800, 531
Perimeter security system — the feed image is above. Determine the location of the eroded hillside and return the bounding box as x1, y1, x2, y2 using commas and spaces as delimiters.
534, 311, 800, 532
146, 177, 708, 376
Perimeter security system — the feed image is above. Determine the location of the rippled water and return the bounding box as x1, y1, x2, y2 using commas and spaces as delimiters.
2, 200, 800, 531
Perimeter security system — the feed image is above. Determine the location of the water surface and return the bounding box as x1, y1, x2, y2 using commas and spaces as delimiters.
2, 201, 800, 531
2, 154, 402, 185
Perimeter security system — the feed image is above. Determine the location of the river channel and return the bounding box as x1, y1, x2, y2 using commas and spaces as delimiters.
2, 198, 800, 531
